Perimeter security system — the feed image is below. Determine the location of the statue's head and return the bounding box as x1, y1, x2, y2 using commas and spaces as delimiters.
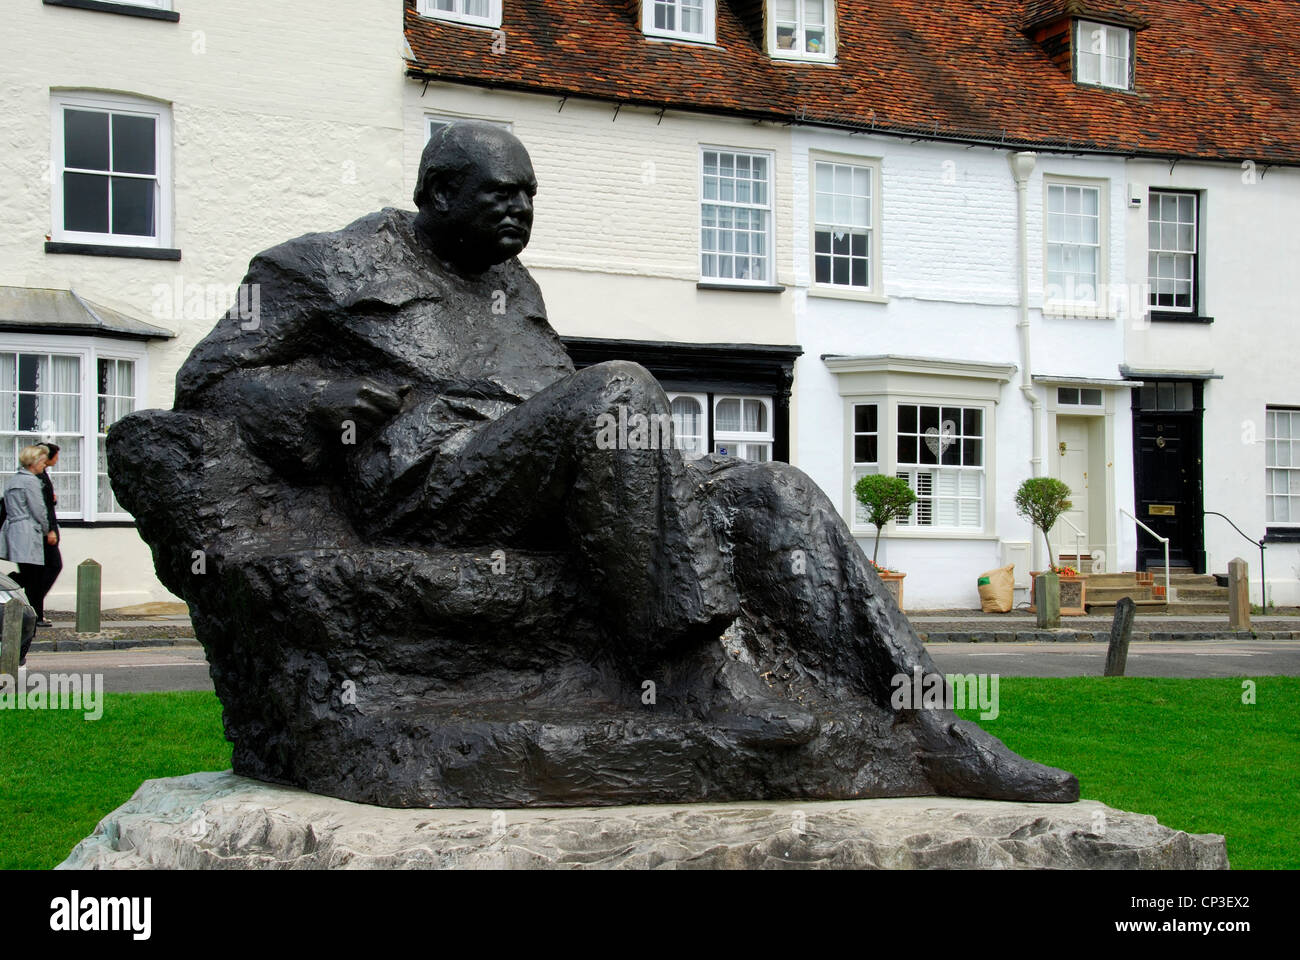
413, 121, 538, 273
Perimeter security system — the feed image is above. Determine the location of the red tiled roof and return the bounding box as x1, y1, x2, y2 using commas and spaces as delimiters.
404, 0, 1300, 164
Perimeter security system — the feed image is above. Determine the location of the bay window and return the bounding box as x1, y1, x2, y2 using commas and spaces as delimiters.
0, 337, 145, 521
827, 355, 1013, 537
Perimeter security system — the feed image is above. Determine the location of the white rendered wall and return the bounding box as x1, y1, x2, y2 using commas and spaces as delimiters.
403, 83, 798, 351
792, 129, 1134, 607
1125, 160, 1300, 605
2, 0, 407, 604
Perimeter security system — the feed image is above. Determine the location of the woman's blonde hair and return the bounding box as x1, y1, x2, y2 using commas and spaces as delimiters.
18, 445, 46, 468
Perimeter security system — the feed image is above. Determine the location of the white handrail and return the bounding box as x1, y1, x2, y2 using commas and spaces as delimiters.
1056, 514, 1086, 573
1120, 507, 1170, 603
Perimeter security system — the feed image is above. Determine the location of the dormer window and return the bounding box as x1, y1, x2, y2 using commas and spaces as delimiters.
643, 0, 715, 44
770, 0, 834, 61
1074, 19, 1132, 89
416, 0, 502, 29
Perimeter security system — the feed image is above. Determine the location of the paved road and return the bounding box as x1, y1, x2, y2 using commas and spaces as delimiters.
20, 646, 213, 692
927, 639, 1300, 678
13, 639, 1300, 691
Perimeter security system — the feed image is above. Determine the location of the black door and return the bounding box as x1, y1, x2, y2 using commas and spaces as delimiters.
1132, 380, 1205, 572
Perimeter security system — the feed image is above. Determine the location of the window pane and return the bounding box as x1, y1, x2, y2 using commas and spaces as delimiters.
715, 399, 741, 432
854, 404, 877, 433
854, 436, 877, 464
64, 109, 110, 170
111, 176, 156, 236
111, 114, 156, 175
64, 172, 110, 233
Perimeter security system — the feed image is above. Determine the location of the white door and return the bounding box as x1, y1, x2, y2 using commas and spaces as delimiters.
1057, 418, 1090, 564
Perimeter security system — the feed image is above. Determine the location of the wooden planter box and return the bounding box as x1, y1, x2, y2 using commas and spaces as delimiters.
1028, 571, 1088, 616
878, 571, 906, 611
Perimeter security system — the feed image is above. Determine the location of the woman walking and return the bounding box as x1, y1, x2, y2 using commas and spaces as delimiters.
0, 446, 51, 620
34, 443, 63, 627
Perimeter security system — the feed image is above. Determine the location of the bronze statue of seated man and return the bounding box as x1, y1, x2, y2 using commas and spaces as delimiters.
108, 122, 1077, 807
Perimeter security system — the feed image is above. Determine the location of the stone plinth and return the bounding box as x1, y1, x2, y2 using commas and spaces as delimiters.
58, 771, 1227, 870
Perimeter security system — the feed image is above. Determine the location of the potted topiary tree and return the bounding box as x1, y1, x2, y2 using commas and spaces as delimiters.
1015, 477, 1087, 616
854, 474, 917, 611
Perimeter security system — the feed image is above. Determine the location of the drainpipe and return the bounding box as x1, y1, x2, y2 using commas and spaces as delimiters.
1009, 151, 1042, 565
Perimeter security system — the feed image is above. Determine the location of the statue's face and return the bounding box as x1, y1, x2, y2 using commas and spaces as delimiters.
434, 133, 538, 270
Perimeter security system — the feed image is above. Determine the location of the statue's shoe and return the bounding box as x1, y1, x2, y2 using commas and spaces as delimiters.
913, 714, 1079, 803
705, 697, 821, 748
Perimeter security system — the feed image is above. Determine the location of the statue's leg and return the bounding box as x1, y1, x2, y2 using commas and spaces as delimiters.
412, 361, 738, 660
695, 456, 1079, 802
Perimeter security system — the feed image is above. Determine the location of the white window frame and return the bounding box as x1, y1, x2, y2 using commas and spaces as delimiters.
1147, 189, 1199, 315
699, 146, 776, 286
712, 395, 774, 462
892, 402, 987, 532
50, 92, 173, 249
1044, 177, 1107, 312
1266, 407, 1300, 528
416, 0, 502, 29
850, 400, 881, 527
768, 0, 835, 61
643, 0, 716, 44
809, 152, 881, 298
666, 391, 709, 460
0, 334, 147, 523
1075, 19, 1132, 90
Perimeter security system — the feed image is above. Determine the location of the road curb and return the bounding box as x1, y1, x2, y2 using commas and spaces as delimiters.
40, 637, 202, 652
919, 630, 1298, 643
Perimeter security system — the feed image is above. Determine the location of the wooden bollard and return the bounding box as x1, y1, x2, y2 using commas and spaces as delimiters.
1104, 596, 1137, 677
0, 596, 24, 678
1228, 557, 1250, 631
76, 558, 102, 634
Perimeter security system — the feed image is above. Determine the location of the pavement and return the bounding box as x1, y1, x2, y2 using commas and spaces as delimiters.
926, 638, 1300, 678
909, 611, 1300, 643
16, 634, 1300, 692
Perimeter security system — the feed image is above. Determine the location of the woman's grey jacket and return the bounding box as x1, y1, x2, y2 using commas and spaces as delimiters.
0, 469, 50, 565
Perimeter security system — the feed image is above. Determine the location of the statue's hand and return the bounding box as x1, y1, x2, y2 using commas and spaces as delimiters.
316, 378, 406, 432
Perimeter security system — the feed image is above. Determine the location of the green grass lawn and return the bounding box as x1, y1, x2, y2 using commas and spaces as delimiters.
954, 676, 1299, 870
0, 692, 231, 870
0, 679, 1295, 869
